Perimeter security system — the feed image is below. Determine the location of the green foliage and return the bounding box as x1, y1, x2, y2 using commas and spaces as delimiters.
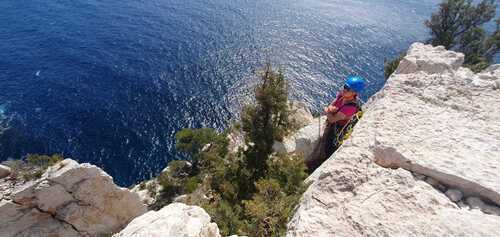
26, 154, 63, 170
384, 53, 406, 79
175, 128, 228, 169
203, 198, 247, 235
184, 176, 201, 193
267, 155, 308, 195
175, 128, 217, 155
166, 160, 192, 178
146, 182, 157, 197
153, 160, 195, 209
138, 182, 147, 190
5, 154, 64, 182
154, 64, 307, 236
241, 63, 290, 182
425, 0, 498, 71
243, 179, 298, 237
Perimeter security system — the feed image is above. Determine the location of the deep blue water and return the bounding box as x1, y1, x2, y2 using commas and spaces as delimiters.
0, 0, 446, 186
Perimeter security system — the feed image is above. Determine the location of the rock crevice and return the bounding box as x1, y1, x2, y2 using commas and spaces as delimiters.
374, 146, 500, 210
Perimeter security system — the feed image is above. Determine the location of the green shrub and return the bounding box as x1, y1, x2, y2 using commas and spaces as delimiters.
241, 63, 290, 185
158, 64, 308, 236
8, 154, 66, 181
176, 128, 220, 156
166, 160, 192, 178
138, 182, 147, 190
203, 198, 247, 236
146, 182, 157, 197
175, 128, 228, 170
267, 154, 308, 195
152, 172, 184, 209
384, 53, 406, 79
26, 154, 63, 169
243, 178, 301, 237
184, 176, 200, 193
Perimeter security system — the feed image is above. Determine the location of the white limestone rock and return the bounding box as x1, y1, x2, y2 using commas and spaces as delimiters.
289, 101, 314, 129
273, 116, 327, 156
396, 43, 464, 74
0, 164, 11, 179
131, 179, 162, 206
227, 128, 246, 154
114, 203, 221, 237
446, 189, 464, 202
0, 159, 147, 237
287, 43, 500, 236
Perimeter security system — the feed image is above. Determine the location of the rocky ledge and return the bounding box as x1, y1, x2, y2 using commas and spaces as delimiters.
0, 159, 147, 236
286, 43, 500, 236
114, 203, 220, 237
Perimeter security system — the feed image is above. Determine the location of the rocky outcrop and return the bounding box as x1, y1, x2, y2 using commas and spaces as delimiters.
273, 115, 326, 156
286, 43, 500, 236
289, 101, 315, 129
0, 159, 147, 237
131, 178, 162, 206
0, 164, 11, 179
114, 203, 220, 237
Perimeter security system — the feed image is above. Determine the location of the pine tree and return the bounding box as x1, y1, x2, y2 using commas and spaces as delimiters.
425, 0, 498, 71
240, 63, 290, 180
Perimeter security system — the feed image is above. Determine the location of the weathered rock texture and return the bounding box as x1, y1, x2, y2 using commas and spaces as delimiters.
0, 164, 11, 179
114, 203, 220, 237
131, 178, 162, 206
0, 159, 147, 237
287, 43, 500, 237
273, 115, 327, 156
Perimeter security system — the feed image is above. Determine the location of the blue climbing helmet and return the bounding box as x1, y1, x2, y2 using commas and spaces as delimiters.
345, 76, 365, 94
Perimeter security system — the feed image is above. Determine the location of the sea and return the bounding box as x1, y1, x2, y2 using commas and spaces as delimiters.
0, 0, 471, 186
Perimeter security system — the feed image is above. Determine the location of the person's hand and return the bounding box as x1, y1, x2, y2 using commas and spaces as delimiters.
324, 105, 338, 113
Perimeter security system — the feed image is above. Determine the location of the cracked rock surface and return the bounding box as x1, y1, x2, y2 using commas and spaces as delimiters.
114, 203, 221, 237
0, 159, 147, 237
286, 43, 500, 237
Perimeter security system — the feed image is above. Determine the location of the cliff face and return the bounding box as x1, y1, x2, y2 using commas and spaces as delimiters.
2, 43, 499, 237
286, 43, 500, 236
0, 159, 147, 236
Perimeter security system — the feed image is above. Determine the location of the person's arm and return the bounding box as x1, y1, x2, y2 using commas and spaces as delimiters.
326, 111, 348, 124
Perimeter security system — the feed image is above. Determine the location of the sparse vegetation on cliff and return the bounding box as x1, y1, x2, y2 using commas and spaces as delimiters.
6, 154, 63, 181
153, 64, 307, 236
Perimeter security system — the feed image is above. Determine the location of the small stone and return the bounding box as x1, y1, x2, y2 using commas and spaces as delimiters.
445, 189, 463, 202
425, 177, 438, 186
0, 165, 11, 179
466, 197, 485, 210
466, 197, 500, 215
457, 201, 469, 209
494, 80, 500, 90
413, 173, 426, 181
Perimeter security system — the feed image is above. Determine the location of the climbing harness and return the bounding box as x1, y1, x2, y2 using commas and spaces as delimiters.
326, 99, 364, 151
334, 108, 363, 146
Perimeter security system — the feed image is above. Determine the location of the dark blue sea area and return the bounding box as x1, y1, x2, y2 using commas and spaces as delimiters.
1, 0, 485, 186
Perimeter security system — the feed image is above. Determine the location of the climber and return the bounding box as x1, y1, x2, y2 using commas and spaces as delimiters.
306, 76, 365, 172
